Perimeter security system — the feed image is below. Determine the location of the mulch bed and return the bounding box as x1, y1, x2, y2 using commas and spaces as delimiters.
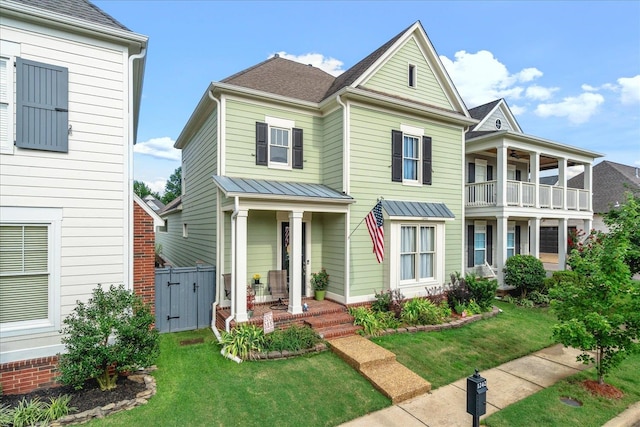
2, 375, 145, 414
582, 379, 624, 399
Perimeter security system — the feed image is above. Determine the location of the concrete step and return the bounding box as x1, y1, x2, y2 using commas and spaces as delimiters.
304, 311, 355, 329
329, 335, 396, 370
361, 360, 431, 404
315, 323, 363, 339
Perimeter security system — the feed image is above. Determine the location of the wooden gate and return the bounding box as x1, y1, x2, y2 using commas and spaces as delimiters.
155, 265, 216, 333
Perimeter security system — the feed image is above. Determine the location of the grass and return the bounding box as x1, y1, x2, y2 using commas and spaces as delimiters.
371, 301, 558, 388
86, 329, 390, 427
483, 353, 640, 427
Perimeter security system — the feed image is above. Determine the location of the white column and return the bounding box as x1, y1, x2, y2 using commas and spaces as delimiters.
584, 163, 593, 212
496, 216, 508, 286
558, 218, 568, 269
530, 152, 540, 208
235, 210, 248, 322
497, 146, 507, 207
288, 211, 303, 314
530, 217, 541, 258
558, 157, 567, 210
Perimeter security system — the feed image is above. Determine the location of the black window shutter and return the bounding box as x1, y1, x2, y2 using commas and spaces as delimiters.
515, 225, 521, 255
468, 162, 475, 183
255, 122, 268, 165
422, 136, 432, 185
487, 165, 493, 181
467, 225, 474, 268
486, 225, 493, 265
391, 130, 403, 182
16, 58, 68, 152
515, 169, 522, 181
292, 127, 303, 169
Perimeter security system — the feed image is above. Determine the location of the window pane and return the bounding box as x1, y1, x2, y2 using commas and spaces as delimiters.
420, 253, 433, 278
401, 254, 415, 280
0, 274, 49, 323
401, 226, 415, 252
403, 136, 419, 181
420, 227, 434, 252
269, 127, 290, 164
507, 248, 515, 258
507, 232, 515, 247
474, 249, 485, 266
474, 233, 485, 249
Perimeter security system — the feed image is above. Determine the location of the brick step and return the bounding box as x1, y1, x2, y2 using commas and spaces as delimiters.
360, 360, 431, 404
315, 323, 363, 339
304, 311, 355, 329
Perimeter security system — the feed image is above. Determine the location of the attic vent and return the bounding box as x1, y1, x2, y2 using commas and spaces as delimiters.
495, 119, 502, 130
274, 53, 279, 58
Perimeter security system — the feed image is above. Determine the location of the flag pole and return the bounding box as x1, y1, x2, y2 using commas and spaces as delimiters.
348, 197, 383, 239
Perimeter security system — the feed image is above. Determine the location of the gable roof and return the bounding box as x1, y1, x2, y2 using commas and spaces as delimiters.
568, 161, 640, 213
7, 0, 129, 30
467, 98, 522, 134
134, 194, 165, 228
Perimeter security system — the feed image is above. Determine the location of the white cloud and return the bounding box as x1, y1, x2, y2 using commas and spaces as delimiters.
440, 50, 544, 108
535, 92, 604, 124
618, 75, 640, 105
566, 165, 584, 180
146, 179, 167, 195
525, 85, 558, 101
134, 137, 180, 161
271, 51, 345, 76
510, 104, 527, 115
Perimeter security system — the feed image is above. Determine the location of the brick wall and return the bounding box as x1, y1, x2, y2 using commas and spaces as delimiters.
133, 201, 156, 320
0, 356, 59, 395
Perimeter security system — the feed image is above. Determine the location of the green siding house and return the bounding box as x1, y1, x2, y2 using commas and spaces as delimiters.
158, 21, 475, 321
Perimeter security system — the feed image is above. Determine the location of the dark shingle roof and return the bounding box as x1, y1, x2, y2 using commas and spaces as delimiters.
222, 56, 335, 103
10, 0, 129, 31
381, 200, 455, 219
540, 175, 558, 186
212, 176, 353, 202
568, 161, 640, 213
158, 195, 182, 216
468, 99, 501, 123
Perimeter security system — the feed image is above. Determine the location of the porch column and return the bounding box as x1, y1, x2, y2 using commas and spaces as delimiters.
558, 218, 568, 270
497, 146, 507, 207
496, 216, 508, 286
530, 152, 540, 208
530, 217, 541, 258
288, 211, 303, 314
235, 209, 249, 322
558, 157, 567, 210
584, 163, 593, 212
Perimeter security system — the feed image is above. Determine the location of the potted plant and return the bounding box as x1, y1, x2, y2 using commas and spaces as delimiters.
311, 268, 329, 301
252, 273, 261, 285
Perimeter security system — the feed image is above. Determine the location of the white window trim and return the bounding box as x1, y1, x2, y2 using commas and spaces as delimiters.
265, 116, 294, 170
400, 124, 425, 186
389, 220, 445, 293
0, 40, 20, 155
0, 207, 62, 337
408, 63, 417, 88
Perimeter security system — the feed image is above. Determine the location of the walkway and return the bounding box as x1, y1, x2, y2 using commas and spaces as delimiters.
339, 343, 640, 427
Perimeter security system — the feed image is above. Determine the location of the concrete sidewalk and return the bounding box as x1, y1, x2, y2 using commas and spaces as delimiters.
340, 344, 638, 427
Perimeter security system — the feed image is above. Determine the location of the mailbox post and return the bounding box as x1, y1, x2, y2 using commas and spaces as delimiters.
466, 369, 487, 427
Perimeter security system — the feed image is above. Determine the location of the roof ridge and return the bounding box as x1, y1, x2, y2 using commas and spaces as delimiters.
82, 0, 130, 31
221, 56, 280, 83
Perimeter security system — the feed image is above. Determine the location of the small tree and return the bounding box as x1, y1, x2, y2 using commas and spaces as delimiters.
503, 254, 546, 298
604, 191, 640, 276
58, 284, 159, 391
550, 232, 640, 384
133, 180, 160, 200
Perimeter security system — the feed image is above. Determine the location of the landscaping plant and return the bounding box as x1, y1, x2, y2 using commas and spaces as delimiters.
220, 324, 265, 360
465, 274, 498, 311
371, 288, 405, 317
604, 191, 640, 276
263, 324, 321, 353
503, 254, 546, 298
57, 284, 159, 391
550, 231, 640, 384
400, 298, 446, 325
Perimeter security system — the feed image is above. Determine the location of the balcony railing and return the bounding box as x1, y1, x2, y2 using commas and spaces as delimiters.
466, 180, 590, 211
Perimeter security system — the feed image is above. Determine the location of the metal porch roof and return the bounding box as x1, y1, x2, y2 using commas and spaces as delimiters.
381, 200, 455, 219
212, 176, 354, 202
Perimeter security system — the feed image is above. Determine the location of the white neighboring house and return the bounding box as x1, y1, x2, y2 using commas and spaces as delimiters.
0, 0, 147, 393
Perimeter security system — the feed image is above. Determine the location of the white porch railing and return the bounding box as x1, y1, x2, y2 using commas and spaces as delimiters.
466, 181, 590, 211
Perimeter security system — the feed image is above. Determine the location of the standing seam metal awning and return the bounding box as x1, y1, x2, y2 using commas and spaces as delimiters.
212, 175, 354, 202
381, 200, 455, 219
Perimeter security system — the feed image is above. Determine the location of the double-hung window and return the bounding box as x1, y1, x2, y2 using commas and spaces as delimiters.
391, 125, 432, 185
507, 222, 516, 259
255, 117, 303, 169
474, 221, 486, 266
400, 224, 436, 283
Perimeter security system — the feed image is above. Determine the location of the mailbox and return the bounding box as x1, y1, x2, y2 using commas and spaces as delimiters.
466, 369, 487, 421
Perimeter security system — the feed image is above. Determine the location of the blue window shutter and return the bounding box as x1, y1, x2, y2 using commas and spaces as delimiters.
486, 224, 493, 265
255, 122, 267, 165
468, 163, 475, 183
391, 130, 402, 182
515, 225, 521, 255
467, 225, 474, 268
16, 58, 68, 152
292, 127, 303, 169
422, 136, 432, 185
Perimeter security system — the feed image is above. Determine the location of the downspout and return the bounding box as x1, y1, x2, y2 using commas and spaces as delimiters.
127, 47, 146, 291
225, 196, 240, 333
207, 90, 222, 340
336, 94, 350, 303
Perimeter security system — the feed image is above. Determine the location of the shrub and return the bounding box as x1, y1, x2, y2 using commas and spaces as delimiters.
264, 324, 320, 353
466, 274, 498, 311
447, 272, 471, 309
349, 306, 398, 336
58, 284, 159, 391
503, 255, 546, 297
371, 289, 405, 317
220, 324, 265, 360
528, 291, 550, 306
543, 270, 582, 291
401, 298, 446, 325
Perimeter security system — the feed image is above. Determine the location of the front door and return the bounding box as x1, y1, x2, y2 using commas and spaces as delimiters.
281, 222, 306, 296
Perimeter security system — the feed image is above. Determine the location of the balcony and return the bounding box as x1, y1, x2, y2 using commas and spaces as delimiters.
466, 180, 590, 211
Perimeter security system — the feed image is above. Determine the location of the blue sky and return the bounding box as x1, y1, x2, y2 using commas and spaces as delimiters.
94, 1, 640, 194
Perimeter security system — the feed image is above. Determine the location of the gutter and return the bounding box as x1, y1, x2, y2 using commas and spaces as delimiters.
336, 94, 351, 303
225, 196, 240, 333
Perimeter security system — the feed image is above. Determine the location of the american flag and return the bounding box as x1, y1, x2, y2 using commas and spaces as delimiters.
365, 201, 384, 263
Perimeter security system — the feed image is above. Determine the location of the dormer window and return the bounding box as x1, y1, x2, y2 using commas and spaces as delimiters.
495, 119, 502, 130
408, 64, 416, 88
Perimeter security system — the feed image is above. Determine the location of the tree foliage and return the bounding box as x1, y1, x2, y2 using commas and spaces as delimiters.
133, 180, 160, 200
549, 231, 640, 384
604, 191, 640, 275
57, 284, 159, 391
161, 166, 181, 204
503, 254, 546, 297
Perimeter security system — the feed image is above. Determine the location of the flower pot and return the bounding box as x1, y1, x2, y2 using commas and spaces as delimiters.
314, 290, 326, 301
